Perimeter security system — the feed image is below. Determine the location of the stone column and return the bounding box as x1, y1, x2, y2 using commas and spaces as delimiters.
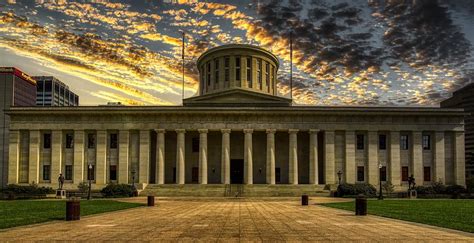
309, 129, 319, 185
139, 130, 150, 184
155, 129, 165, 184
345, 131, 356, 184
411, 131, 423, 184
28, 130, 40, 184
324, 131, 335, 184
454, 131, 466, 186
198, 129, 208, 184
8, 130, 20, 184
244, 129, 253, 184
389, 131, 401, 186
288, 129, 298, 185
266, 129, 276, 184
433, 131, 445, 184
95, 130, 107, 185
367, 131, 378, 185
176, 129, 186, 184
51, 130, 63, 187
221, 129, 231, 184
118, 130, 130, 184
73, 130, 84, 184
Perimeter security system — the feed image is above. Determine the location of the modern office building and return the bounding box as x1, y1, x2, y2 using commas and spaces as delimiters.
4, 45, 467, 196
441, 83, 474, 179
34, 76, 79, 106
0, 67, 37, 188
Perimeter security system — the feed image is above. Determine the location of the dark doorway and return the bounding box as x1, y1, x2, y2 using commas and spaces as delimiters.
231, 159, 244, 184
192, 167, 199, 183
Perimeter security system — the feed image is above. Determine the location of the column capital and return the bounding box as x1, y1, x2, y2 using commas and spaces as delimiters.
155, 129, 166, 133
243, 129, 253, 134
175, 129, 186, 134
289, 129, 299, 134
266, 129, 276, 134
221, 129, 231, 134
198, 129, 209, 134
309, 129, 319, 133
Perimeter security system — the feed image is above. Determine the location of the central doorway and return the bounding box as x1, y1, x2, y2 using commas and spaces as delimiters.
230, 159, 244, 184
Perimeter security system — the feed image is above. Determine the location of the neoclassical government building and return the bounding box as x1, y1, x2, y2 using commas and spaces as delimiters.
6, 44, 466, 194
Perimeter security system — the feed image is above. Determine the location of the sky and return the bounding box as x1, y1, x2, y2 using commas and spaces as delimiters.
0, 0, 473, 106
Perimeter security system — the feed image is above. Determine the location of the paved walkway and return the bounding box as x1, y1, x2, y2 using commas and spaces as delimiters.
1, 197, 473, 242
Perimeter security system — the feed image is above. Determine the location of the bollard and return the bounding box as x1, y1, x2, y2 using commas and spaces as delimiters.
66, 198, 80, 221
301, 194, 309, 206
147, 195, 155, 207
355, 194, 367, 216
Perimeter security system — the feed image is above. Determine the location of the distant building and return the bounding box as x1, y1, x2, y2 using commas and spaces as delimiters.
0, 67, 37, 187
441, 83, 474, 179
33, 76, 79, 106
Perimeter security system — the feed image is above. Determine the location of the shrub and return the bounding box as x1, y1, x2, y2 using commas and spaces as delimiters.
1, 184, 54, 195
466, 177, 474, 194
431, 180, 447, 194
101, 183, 134, 198
382, 181, 395, 195
445, 185, 466, 195
77, 182, 89, 193
414, 185, 436, 195
337, 183, 377, 197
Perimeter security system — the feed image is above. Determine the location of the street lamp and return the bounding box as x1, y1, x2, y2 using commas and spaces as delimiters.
337, 170, 343, 185
131, 169, 137, 197
378, 163, 384, 200
87, 163, 92, 200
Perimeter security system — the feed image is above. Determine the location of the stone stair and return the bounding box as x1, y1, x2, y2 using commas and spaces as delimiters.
140, 184, 328, 197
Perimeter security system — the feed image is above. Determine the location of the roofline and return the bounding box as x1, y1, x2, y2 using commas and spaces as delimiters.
4, 106, 468, 116
197, 44, 280, 67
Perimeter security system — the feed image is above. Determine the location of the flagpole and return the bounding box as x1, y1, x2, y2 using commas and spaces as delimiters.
289, 31, 293, 100
182, 31, 185, 100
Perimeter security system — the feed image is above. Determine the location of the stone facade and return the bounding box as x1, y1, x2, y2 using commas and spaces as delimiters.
4, 44, 468, 190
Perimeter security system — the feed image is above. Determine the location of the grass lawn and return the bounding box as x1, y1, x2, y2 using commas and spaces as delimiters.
0, 200, 143, 229
321, 199, 474, 233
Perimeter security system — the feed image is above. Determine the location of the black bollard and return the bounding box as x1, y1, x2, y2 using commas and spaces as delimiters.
147, 195, 155, 207
66, 198, 80, 221
301, 194, 309, 206
355, 194, 367, 216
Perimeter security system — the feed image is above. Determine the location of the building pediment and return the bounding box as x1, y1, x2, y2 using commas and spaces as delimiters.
183, 88, 292, 107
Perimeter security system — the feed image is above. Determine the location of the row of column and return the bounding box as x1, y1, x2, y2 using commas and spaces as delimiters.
155, 128, 319, 185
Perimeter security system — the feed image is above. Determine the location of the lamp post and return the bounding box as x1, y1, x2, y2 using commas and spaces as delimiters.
87, 163, 92, 200
131, 169, 137, 197
378, 163, 384, 200
337, 170, 343, 185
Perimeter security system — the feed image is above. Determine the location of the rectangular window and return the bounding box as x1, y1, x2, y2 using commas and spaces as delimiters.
401, 166, 409, 181
66, 133, 74, 149
192, 137, 199, 153
65, 165, 73, 180
424, 166, 431, 181
357, 166, 364, 182
173, 167, 176, 183
356, 134, 364, 150
192, 167, 199, 183
246, 57, 252, 88
224, 56, 230, 84
87, 165, 95, 181
43, 133, 51, 149
265, 62, 270, 92
235, 56, 241, 82
201, 66, 205, 94
422, 135, 431, 150
207, 62, 211, 86
380, 166, 387, 181
379, 134, 387, 150
257, 59, 262, 90
43, 165, 51, 181
110, 133, 118, 149
45, 81, 52, 92
37, 80, 43, 92
88, 133, 96, 149
401, 135, 409, 150
110, 165, 117, 181
214, 59, 219, 84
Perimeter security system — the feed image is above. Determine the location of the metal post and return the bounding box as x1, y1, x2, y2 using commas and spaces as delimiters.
87, 163, 92, 200
378, 163, 383, 200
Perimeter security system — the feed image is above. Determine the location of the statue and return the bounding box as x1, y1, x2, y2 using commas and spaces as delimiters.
58, 173, 65, 190
408, 174, 416, 190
